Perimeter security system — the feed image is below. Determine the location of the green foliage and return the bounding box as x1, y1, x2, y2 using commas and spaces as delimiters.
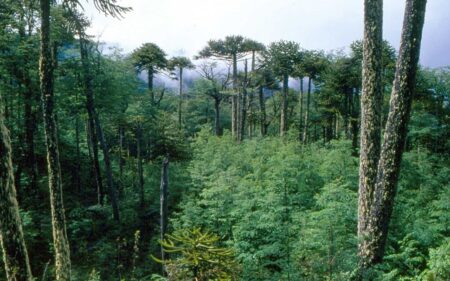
265, 41, 302, 77
131, 42, 167, 73
154, 228, 238, 281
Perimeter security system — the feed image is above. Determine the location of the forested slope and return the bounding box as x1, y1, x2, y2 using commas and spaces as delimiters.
0, 0, 448, 280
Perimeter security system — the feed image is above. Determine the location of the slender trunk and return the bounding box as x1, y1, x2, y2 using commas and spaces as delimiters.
335, 113, 340, 139
239, 59, 248, 142
94, 112, 120, 221
231, 96, 237, 138
302, 77, 312, 143
232, 53, 238, 138
160, 157, 169, 262
75, 116, 81, 193
86, 119, 103, 204
280, 74, 289, 136
351, 87, 360, 154
23, 85, 37, 192
39, 0, 71, 280
259, 86, 267, 136
362, 0, 427, 271
357, 0, 384, 272
136, 124, 144, 211
78, 31, 118, 220
214, 96, 221, 136
78, 34, 104, 205
148, 67, 154, 104
178, 68, 183, 129
299, 77, 304, 140
119, 126, 124, 179
0, 102, 33, 281
248, 90, 254, 138
249, 51, 256, 138
344, 88, 350, 138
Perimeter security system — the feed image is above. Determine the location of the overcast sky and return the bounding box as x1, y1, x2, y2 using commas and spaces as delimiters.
83, 0, 450, 68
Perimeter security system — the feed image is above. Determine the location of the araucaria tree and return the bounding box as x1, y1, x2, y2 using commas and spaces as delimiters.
264, 41, 301, 136
131, 42, 168, 105
168, 56, 195, 129
357, 0, 428, 278
197, 35, 253, 138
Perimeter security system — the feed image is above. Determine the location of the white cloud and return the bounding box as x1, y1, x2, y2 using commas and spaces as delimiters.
83, 0, 450, 67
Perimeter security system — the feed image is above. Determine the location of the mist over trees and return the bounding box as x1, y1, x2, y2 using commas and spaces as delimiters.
1, 0, 448, 280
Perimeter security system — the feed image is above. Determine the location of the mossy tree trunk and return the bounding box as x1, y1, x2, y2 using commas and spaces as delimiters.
0, 98, 33, 281
357, 0, 384, 271
368, 0, 427, 267
357, 0, 427, 277
39, 0, 71, 280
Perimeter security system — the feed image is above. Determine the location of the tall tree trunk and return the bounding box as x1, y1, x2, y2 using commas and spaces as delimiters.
75, 115, 81, 193
136, 124, 144, 212
357, 0, 384, 272
23, 82, 38, 192
160, 157, 169, 262
351, 87, 360, 154
119, 126, 124, 179
239, 59, 248, 142
39, 0, 71, 280
0, 101, 33, 281
231, 53, 238, 138
360, 0, 427, 272
78, 32, 119, 220
280, 74, 289, 136
178, 67, 183, 129
298, 77, 304, 140
214, 96, 221, 136
259, 86, 267, 136
248, 90, 254, 138
148, 67, 154, 104
86, 119, 103, 204
302, 77, 312, 142
78, 37, 103, 205
94, 112, 120, 221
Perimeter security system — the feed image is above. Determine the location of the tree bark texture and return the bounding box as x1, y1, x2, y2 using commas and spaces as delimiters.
358, 0, 384, 268
0, 100, 33, 281
39, 0, 71, 280
357, 0, 427, 276
365, 0, 427, 267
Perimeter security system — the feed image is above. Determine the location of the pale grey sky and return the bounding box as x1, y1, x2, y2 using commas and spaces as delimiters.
84, 0, 450, 68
